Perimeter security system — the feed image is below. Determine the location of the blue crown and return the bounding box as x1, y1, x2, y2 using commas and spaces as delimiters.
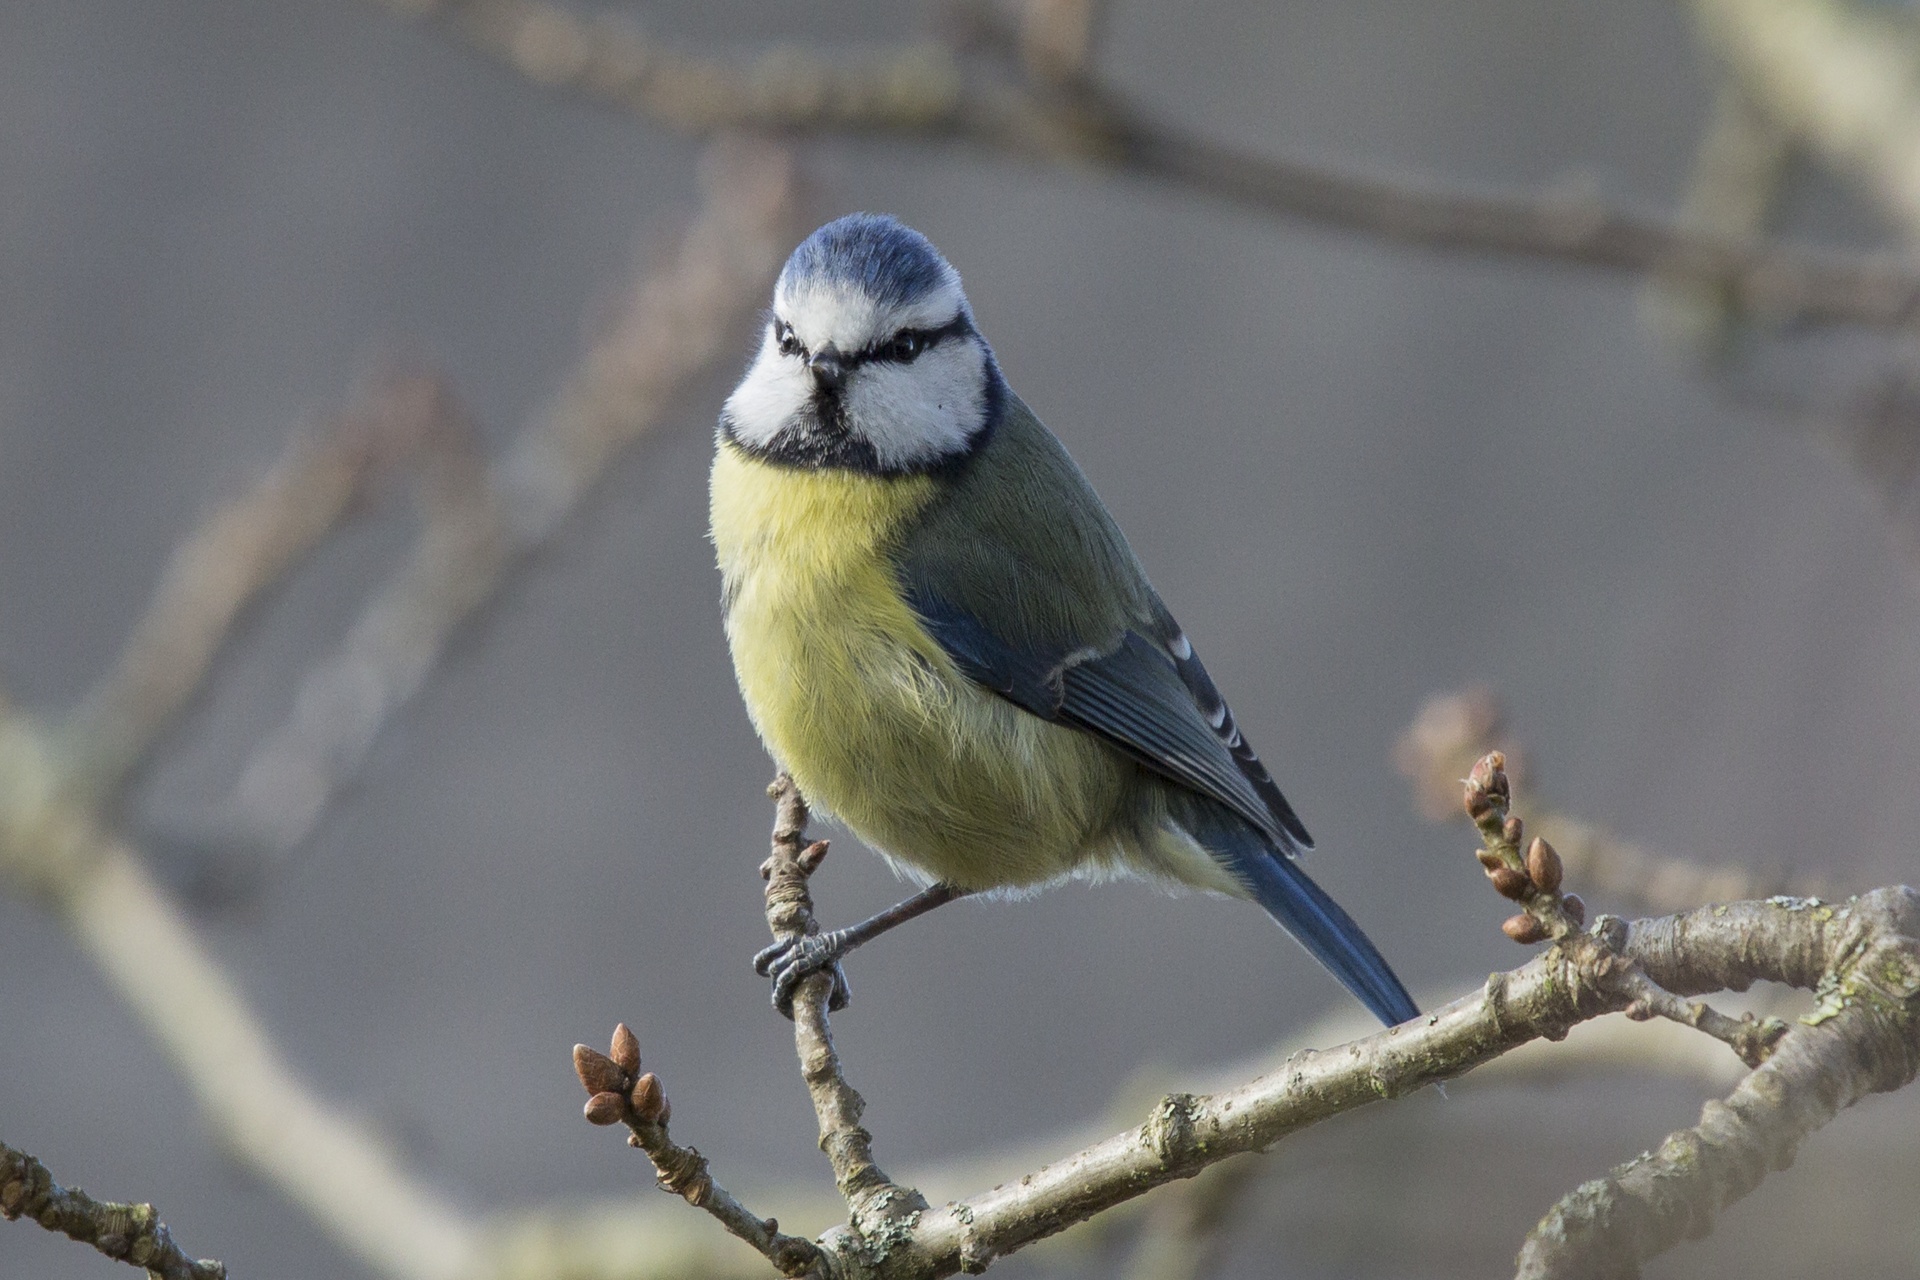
779, 214, 958, 309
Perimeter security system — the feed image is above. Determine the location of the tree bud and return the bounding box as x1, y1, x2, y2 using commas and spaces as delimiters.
1475, 848, 1503, 872
584, 1092, 626, 1125
1490, 866, 1530, 900
631, 1071, 667, 1122
611, 1023, 641, 1075
1526, 837, 1563, 893
574, 1044, 626, 1096
1464, 781, 1493, 819
1562, 893, 1587, 926
1502, 913, 1546, 944
1501, 816, 1523, 848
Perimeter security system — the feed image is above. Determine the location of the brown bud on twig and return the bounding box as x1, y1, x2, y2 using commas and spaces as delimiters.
1468, 751, 1509, 795
1562, 893, 1587, 926
799, 839, 830, 874
611, 1023, 641, 1075
574, 1044, 627, 1096
1525, 837, 1563, 893
1464, 780, 1493, 820
1491, 866, 1531, 901
1502, 913, 1547, 944
631, 1072, 667, 1123
1502, 816, 1523, 848
585, 1092, 627, 1125
1475, 848, 1503, 873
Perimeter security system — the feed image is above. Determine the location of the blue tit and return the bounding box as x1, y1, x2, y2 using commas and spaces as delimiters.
711, 213, 1418, 1027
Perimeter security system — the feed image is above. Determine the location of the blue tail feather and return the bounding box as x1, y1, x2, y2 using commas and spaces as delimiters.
1191, 808, 1418, 1027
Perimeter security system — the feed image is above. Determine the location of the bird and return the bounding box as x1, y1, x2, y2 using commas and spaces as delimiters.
710, 212, 1417, 1028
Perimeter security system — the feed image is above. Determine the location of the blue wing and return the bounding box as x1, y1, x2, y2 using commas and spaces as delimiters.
905, 584, 1417, 1025
904, 585, 1308, 852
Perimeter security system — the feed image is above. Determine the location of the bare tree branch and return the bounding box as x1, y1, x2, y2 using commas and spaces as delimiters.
573, 1024, 831, 1278
369, 0, 1920, 330
217, 136, 801, 856
0, 138, 802, 1280
1693, 0, 1920, 238
0, 1139, 226, 1280
1518, 885, 1920, 1277
759, 777, 935, 1264
1642, 81, 1794, 354
604, 764, 1919, 1280
56, 374, 457, 807
1394, 687, 1834, 913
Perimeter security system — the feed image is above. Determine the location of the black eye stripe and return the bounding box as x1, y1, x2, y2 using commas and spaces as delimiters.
770, 314, 974, 367
863, 313, 975, 365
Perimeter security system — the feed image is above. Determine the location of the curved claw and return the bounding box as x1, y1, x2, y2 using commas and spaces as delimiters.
755, 932, 853, 1018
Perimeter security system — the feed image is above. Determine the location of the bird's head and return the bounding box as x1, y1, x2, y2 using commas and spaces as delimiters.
721, 214, 1001, 474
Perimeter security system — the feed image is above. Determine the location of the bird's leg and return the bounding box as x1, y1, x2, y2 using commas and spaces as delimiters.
754, 883, 971, 1018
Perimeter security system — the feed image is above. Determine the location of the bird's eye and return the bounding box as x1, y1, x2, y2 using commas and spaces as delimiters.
776, 323, 802, 357
888, 331, 924, 362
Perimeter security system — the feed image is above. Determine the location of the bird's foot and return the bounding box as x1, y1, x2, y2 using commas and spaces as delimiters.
753, 930, 853, 1018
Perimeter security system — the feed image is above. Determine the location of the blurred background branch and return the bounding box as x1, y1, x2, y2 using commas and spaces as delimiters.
7, 1, 1920, 1277
1394, 686, 1835, 914
218, 138, 800, 857
0, 136, 799, 1279
374, 0, 1920, 329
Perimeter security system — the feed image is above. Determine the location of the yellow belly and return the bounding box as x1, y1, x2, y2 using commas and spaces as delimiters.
710, 442, 1130, 889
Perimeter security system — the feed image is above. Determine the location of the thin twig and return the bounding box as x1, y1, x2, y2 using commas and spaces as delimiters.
0, 139, 801, 1280
760, 777, 932, 1259
370, 0, 1920, 330
1393, 687, 1833, 913
0, 1139, 226, 1280
611, 769, 1920, 1280
56, 373, 455, 806
216, 136, 801, 855
1463, 751, 1791, 1070
57, 837, 483, 1279
573, 1025, 829, 1278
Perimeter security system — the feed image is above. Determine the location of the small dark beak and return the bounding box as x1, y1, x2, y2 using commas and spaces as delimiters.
808, 345, 849, 394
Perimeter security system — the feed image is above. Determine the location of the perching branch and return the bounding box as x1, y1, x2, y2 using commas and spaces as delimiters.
0, 1140, 225, 1280
370, 0, 1920, 330
594, 763, 1920, 1280
759, 777, 934, 1260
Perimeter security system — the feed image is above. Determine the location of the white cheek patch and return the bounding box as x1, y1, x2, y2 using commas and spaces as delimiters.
844, 339, 990, 470
776, 274, 966, 354
722, 329, 812, 449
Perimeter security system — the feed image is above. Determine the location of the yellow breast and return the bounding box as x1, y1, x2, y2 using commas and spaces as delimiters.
708, 441, 1128, 889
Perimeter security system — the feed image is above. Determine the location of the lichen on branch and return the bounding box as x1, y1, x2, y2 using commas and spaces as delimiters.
0, 1140, 225, 1280
585, 761, 1920, 1280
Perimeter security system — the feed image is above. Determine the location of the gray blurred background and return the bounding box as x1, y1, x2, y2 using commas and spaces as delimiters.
4, 1, 1920, 1277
